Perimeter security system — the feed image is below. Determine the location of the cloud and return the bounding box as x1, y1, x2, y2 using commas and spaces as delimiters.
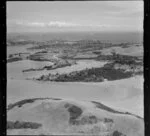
7, 20, 107, 28
10, 20, 81, 27
27, 22, 45, 27
7, 20, 137, 31
47, 21, 81, 27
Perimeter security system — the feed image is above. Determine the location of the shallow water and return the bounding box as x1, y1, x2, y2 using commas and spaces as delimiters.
7, 44, 37, 57
7, 60, 53, 79
7, 58, 107, 79
49, 60, 107, 74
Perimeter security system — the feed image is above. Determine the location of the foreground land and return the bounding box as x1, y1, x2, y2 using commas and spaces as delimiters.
7, 98, 143, 136
7, 36, 143, 135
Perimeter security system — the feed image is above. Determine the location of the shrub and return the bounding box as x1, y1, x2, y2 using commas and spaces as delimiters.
7, 121, 42, 129
112, 130, 126, 136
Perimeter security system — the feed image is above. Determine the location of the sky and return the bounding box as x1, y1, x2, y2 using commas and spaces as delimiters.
7, 1, 143, 33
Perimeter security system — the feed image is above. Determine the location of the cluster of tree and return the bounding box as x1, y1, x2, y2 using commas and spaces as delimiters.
39, 63, 133, 82
7, 40, 36, 46
7, 121, 42, 129
7, 57, 23, 63
96, 52, 142, 65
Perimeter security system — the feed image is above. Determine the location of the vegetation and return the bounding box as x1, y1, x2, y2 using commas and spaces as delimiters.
7, 97, 61, 111
7, 98, 39, 110
64, 103, 83, 125
69, 115, 98, 125
92, 101, 142, 119
92, 101, 125, 114
7, 57, 23, 63
23, 60, 73, 72
104, 118, 113, 123
37, 63, 133, 82
65, 103, 114, 126
27, 54, 50, 62
112, 54, 143, 65
112, 130, 126, 136
35, 51, 143, 82
7, 40, 36, 46
97, 52, 142, 61
7, 121, 42, 129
